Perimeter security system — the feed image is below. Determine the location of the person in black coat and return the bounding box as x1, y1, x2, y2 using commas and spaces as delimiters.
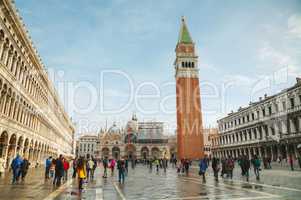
212, 157, 220, 181
53, 155, 64, 186
20, 158, 30, 181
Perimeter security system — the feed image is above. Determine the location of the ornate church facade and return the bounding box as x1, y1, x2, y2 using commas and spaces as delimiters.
94, 115, 176, 160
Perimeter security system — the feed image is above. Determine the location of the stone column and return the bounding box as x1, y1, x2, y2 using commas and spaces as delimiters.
290, 119, 295, 134
258, 147, 262, 158
3, 144, 9, 169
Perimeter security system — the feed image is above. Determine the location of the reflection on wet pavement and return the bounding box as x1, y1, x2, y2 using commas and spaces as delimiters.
1, 165, 301, 200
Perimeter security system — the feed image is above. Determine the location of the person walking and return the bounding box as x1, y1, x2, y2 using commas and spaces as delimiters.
49, 159, 55, 178
0, 157, 5, 178
221, 157, 226, 178
253, 155, 261, 180
212, 157, 220, 181
288, 154, 294, 171
226, 156, 235, 179
184, 159, 190, 175
117, 157, 126, 184
87, 158, 95, 180
20, 157, 30, 181
110, 158, 116, 176
76, 157, 86, 192
45, 157, 52, 179
72, 158, 77, 178
11, 154, 23, 184
154, 158, 159, 173
53, 155, 64, 187
241, 155, 251, 182
63, 158, 70, 181
149, 158, 153, 172
102, 157, 108, 178
199, 158, 208, 183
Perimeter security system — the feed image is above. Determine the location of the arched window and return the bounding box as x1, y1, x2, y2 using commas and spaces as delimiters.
188, 62, 191, 68
192, 62, 194, 68
181, 62, 184, 67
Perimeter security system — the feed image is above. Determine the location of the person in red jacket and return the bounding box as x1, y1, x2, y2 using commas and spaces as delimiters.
63, 158, 70, 181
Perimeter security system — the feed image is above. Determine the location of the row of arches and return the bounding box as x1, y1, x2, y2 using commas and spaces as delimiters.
99, 145, 173, 160
181, 61, 195, 68
0, 76, 40, 132
0, 131, 57, 169
0, 28, 48, 107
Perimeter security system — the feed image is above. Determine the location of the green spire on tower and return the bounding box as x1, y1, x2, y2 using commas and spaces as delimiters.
178, 16, 193, 44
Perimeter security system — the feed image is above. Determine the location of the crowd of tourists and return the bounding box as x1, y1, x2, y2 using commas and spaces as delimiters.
3, 151, 301, 195
198, 154, 274, 183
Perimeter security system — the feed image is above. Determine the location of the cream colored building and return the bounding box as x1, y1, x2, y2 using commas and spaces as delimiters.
77, 134, 98, 158
212, 78, 301, 160
203, 127, 218, 157
0, 0, 75, 169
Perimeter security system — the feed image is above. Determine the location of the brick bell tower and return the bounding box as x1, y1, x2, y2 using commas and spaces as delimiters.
175, 16, 204, 160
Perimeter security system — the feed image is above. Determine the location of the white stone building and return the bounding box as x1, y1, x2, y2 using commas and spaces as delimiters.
77, 135, 98, 158
0, 0, 75, 169
212, 78, 301, 160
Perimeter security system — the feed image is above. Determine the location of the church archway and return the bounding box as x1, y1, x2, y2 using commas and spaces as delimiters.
102, 147, 110, 159
141, 146, 149, 160
125, 144, 136, 159
112, 146, 120, 159
151, 147, 160, 159
0, 131, 8, 158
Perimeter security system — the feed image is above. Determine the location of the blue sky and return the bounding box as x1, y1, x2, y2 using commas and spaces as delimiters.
15, 0, 301, 135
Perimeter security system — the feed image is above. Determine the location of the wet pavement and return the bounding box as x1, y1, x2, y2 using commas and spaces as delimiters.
1, 163, 301, 200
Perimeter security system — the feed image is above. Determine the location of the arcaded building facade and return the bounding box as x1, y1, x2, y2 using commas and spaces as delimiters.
212, 78, 301, 160
0, 0, 75, 169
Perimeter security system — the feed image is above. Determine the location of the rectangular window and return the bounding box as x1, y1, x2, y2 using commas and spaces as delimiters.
262, 108, 266, 117
252, 113, 255, 120
268, 106, 272, 115
290, 98, 295, 108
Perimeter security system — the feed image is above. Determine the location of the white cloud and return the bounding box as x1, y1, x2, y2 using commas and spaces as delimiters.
224, 74, 257, 86
288, 14, 301, 38
258, 42, 291, 66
